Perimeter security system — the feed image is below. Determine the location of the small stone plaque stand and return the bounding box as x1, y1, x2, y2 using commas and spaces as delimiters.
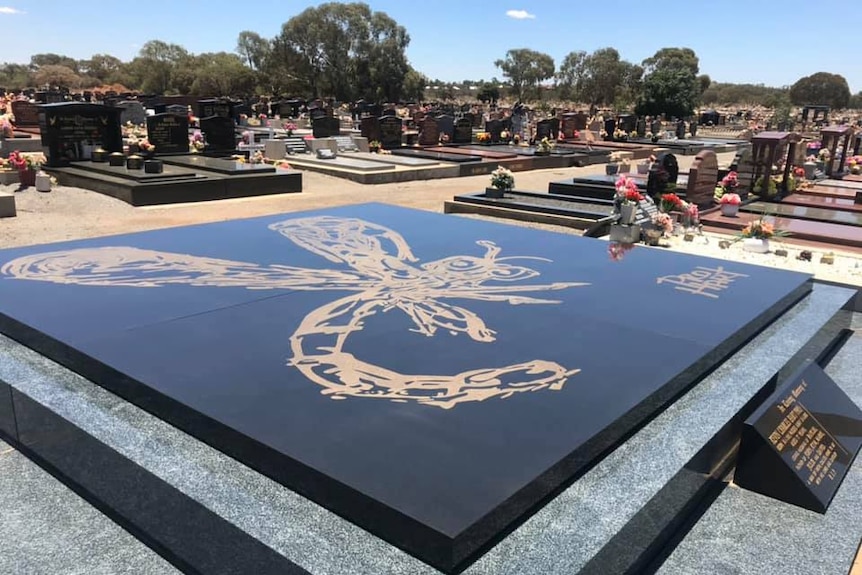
734, 360, 862, 513
0, 191, 16, 218
609, 223, 641, 244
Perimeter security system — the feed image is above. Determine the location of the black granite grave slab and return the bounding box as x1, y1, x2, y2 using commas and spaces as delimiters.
0, 204, 812, 573
742, 201, 862, 227
74, 161, 202, 183
391, 148, 481, 163
161, 155, 275, 175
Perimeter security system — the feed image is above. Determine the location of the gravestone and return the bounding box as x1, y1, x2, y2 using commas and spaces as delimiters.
418, 116, 440, 147
435, 114, 455, 141
574, 111, 588, 131
535, 119, 554, 142
549, 118, 560, 139
166, 104, 188, 117
199, 115, 236, 152
855, 191, 862, 205
146, 113, 190, 155
197, 99, 233, 119
633, 196, 659, 228
453, 118, 473, 144
675, 120, 686, 139
361, 116, 381, 143
462, 112, 477, 128
378, 115, 402, 149
690, 121, 698, 138
734, 361, 862, 513
485, 119, 503, 143
733, 148, 756, 198
651, 119, 662, 136
116, 101, 146, 125
646, 152, 679, 199
39, 102, 123, 167
685, 150, 719, 209
10, 101, 39, 127
636, 118, 647, 138
561, 114, 578, 138
312, 116, 340, 139
604, 118, 616, 140
618, 114, 636, 134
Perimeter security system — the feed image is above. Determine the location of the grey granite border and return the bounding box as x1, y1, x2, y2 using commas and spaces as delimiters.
0, 283, 855, 574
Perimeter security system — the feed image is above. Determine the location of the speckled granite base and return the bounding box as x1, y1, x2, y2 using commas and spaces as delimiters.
0, 440, 179, 575
658, 329, 862, 575
0, 283, 857, 575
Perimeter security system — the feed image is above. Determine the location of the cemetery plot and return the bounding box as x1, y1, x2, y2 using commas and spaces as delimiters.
741, 201, 862, 227
0, 203, 811, 573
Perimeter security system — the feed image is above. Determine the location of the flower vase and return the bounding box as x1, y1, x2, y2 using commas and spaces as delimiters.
720, 204, 739, 217
619, 203, 638, 224
743, 238, 769, 253
645, 228, 663, 246
35, 171, 52, 192
18, 168, 36, 187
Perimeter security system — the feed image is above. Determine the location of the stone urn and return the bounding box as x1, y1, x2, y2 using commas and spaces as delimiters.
743, 238, 769, 253
803, 161, 817, 180
720, 203, 739, 217
35, 171, 52, 192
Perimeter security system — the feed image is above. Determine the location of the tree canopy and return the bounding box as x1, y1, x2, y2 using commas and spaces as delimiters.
789, 72, 851, 109
494, 48, 555, 101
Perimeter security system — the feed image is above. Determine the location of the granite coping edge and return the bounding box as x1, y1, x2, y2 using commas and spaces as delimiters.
656, 330, 862, 575
0, 283, 854, 575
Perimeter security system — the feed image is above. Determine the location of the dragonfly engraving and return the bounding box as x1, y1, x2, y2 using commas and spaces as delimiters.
1, 215, 588, 409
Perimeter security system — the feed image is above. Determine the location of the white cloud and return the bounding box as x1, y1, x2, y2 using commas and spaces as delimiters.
506, 9, 535, 19
0, 6, 24, 14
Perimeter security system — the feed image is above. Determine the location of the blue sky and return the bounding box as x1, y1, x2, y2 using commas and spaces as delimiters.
1, 0, 859, 93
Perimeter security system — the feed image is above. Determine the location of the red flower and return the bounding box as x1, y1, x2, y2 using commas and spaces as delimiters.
624, 189, 644, 203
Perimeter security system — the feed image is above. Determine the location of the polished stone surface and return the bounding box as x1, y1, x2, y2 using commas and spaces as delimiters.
0, 440, 181, 575
700, 211, 862, 248
351, 152, 440, 166
782, 194, 862, 213
0, 286, 854, 575
744, 201, 862, 227
392, 148, 482, 163
425, 146, 517, 159
0, 204, 813, 571
161, 154, 276, 174
76, 161, 203, 182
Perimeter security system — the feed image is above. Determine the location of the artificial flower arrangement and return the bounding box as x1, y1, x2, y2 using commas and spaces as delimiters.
684, 202, 700, 225
369, 140, 381, 152
282, 122, 297, 136
817, 148, 831, 162
189, 130, 206, 153
629, 130, 638, 139
476, 132, 492, 143
719, 193, 741, 205
275, 160, 292, 170
659, 192, 685, 213
714, 170, 739, 201
739, 215, 787, 240
499, 130, 509, 142
0, 114, 14, 138
138, 139, 155, 153
537, 137, 554, 153
615, 175, 643, 205
557, 131, 567, 142
847, 155, 862, 175
7, 150, 46, 171
752, 175, 778, 197
571, 129, 580, 140
439, 132, 450, 144
651, 212, 674, 235
613, 128, 626, 140
489, 165, 515, 191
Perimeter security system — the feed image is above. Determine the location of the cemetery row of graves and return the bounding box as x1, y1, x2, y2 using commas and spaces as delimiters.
1, 94, 861, 258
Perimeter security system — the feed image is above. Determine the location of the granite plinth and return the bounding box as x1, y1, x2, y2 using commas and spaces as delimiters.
0, 191, 15, 218
161, 155, 276, 175
700, 211, 862, 248
351, 152, 439, 166
658, 329, 862, 575
781, 194, 862, 213
743, 201, 862, 227
0, 284, 853, 575
807, 186, 860, 200
391, 148, 482, 163
71, 161, 203, 182
0, 204, 816, 572
281, 155, 396, 172
424, 146, 517, 159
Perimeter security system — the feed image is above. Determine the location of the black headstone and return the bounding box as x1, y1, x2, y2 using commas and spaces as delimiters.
453, 118, 473, 144
435, 114, 454, 141
561, 114, 578, 138
485, 119, 503, 143
675, 120, 686, 139
651, 119, 663, 136
166, 104, 188, 117
199, 115, 236, 152
646, 153, 679, 199
378, 116, 402, 149
360, 116, 382, 143
535, 119, 554, 142
115, 100, 147, 125
636, 119, 647, 137
146, 113, 190, 155
38, 102, 123, 167
735, 361, 862, 513
197, 99, 233, 119
312, 116, 340, 139
604, 118, 616, 140
618, 114, 636, 134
